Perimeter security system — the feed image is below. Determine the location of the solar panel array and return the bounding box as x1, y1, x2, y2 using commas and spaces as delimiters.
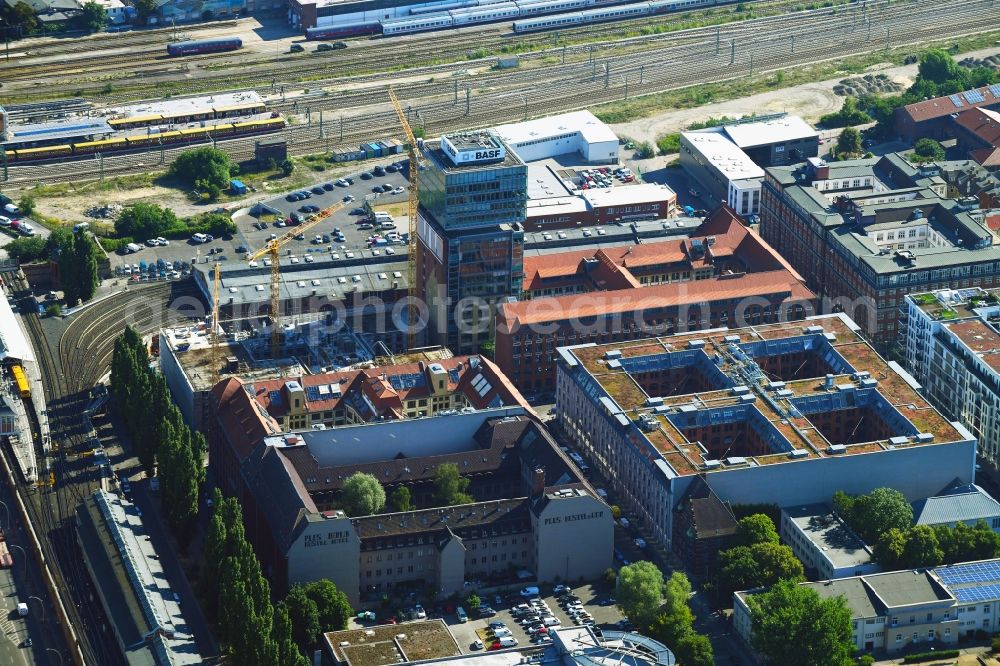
388, 372, 425, 390
950, 94, 965, 107
990, 84, 1000, 98
964, 90, 985, 104
954, 585, 1000, 603
935, 560, 1000, 586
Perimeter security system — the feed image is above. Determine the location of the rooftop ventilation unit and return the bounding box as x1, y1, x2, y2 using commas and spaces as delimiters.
804, 325, 824, 334
776, 389, 794, 398
860, 378, 878, 389
604, 349, 622, 360
645, 397, 664, 407
915, 433, 934, 443
851, 371, 871, 381
889, 436, 909, 446
767, 381, 786, 391
739, 394, 757, 403
824, 374, 835, 389
731, 385, 750, 395
687, 339, 706, 349
788, 449, 808, 459
702, 460, 722, 470
827, 444, 847, 454
678, 404, 698, 413
725, 456, 747, 466
836, 383, 855, 392
723, 334, 741, 343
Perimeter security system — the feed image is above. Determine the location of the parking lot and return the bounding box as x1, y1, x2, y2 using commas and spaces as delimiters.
447, 584, 624, 653
107, 162, 411, 278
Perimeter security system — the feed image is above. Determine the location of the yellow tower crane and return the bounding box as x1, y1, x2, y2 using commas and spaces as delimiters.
387, 87, 421, 350
247, 201, 348, 358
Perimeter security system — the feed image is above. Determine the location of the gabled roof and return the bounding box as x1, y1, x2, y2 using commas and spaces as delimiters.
210, 377, 282, 464
912, 483, 1000, 527
900, 85, 1000, 124
240, 442, 317, 552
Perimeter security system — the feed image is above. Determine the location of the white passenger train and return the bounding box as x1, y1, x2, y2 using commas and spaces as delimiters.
379, 0, 730, 35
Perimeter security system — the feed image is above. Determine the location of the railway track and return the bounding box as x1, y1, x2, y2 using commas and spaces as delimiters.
0, 0, 856, 104
7, 278, 202, 665
5, 0, 993, 185
15, 282, 118, 666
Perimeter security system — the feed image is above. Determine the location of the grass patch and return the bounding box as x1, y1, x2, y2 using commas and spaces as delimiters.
593, 29, 1000, 124
26, 172, 157, 198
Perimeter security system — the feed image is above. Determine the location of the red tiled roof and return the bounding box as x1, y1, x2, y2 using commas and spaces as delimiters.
210, 377, 282, 463
901, 86, 1000, 124
498, 269, 815, 328
231, 355, 530, 421
956, 107, 1000, 144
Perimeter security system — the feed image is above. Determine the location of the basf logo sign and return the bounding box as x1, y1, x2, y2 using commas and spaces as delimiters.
441, 132, 507, 166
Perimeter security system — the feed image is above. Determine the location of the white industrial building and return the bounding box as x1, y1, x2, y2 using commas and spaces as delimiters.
679, 131, 764, 216
902, 287, 1000, 468
494, 110, 619, 164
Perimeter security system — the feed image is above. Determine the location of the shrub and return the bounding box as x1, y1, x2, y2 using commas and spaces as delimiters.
901, 650, 960, 663
656, 133, 681, 155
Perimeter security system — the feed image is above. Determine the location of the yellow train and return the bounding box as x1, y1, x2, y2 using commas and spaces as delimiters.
11, 364, 29, 399
5, 116, 285, 163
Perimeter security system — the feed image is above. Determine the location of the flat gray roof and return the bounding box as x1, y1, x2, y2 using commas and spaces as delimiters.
783, 504, 874, 570
803, 578, 882, 619
865, 570, 953, 608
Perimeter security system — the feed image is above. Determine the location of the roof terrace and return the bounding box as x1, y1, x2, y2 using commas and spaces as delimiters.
564, 314, 963, 477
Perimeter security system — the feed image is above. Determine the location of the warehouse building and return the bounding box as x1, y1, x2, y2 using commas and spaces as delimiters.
912, 482, 1000, 532
760, 154, 1000, 350
495, 205, 816, 392
680, 115, 819, 217
494, 111, 619, 164
554, 313, 977, 558
895, 84, 1000, 141
736, 557, 1000, 655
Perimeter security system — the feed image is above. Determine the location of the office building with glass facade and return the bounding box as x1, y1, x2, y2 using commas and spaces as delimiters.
416, 133, 528, 353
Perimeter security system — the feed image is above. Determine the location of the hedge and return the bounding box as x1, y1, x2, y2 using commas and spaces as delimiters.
902, 649, 960, 663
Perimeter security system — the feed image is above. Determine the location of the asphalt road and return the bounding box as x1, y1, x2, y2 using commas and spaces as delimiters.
108, 163, 411, 276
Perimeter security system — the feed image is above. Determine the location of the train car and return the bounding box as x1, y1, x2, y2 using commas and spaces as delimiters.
517, 0, 594, 13
450, 2, 520, 24
166, 37, 243, 57
410, 0, 473, 14
202, 122, 239, 137
176, 127, 212, 142
513, 11, 584, 30
649, 0, 715, 11
305, 23, 380, 40
11, 364, 30, 399
381, 14, 454, 34
230, 117, 286, 135
9, 144, 73, 162
72, 137, 129, 154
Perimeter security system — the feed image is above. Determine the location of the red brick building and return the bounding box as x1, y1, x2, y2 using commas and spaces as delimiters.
895, 85, 1000, 141
953, 107, 1000, 167
494, 206, 816, 394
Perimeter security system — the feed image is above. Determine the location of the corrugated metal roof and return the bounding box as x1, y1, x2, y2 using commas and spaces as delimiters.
913, 484, 1000, 526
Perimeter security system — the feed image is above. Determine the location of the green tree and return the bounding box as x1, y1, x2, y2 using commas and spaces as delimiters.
17, 195, 36, 217
913, 138, 945, 161
57, 230, 82, 306
653, 572, 694, 646
339, 472, 386, 516
431, 462, 474, 507
734, 514, 779, 547
170, 147, 234, 195
76, 1, 107, 31
304, 579, 353, 632
748, 580, 854, 666
674, 633, 714, 666
387, 485, 413, 513
835, 487, 913, 544
134, 0, 156, 23
718, 542, 804, 599
270, 602, 310, 666
616, 561, 664, 627
115, 202, 178, 241
835, 127, 862, 156
5, 235, 48, 263
280, 158, 295, 176
819, 96, 873, 128
634, 141, 655, 159
873, 527, 908, 569
899, 525, 943, 569
8, 2, 36, 31
283, 585, 321, 650
467, 593, 481, 610
917, 49, 961, 85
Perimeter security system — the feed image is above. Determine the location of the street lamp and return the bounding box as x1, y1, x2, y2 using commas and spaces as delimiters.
29, 595, 45, 622
46, 648, 63, 666
9, 543, 26, 566
0, 499, 8, 529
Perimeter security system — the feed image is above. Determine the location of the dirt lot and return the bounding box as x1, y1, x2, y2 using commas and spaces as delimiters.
611, 45, 1000, 144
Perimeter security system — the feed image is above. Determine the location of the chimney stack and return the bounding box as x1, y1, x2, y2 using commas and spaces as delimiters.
531, 467, 545, 496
